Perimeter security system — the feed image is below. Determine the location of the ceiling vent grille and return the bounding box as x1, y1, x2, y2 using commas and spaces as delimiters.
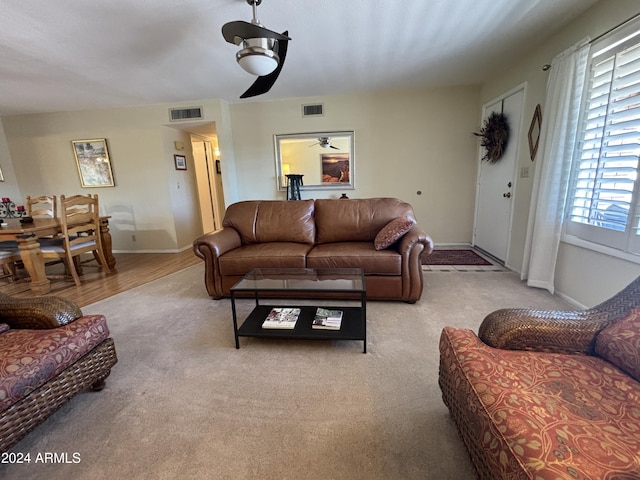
302, 103, 324, 117
169, 106, 204, 122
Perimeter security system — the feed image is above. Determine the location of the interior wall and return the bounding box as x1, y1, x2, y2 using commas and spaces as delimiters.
480, 0, 640, 306
0, 100, 227, 252
0, 119, 22, 202
163, 127, 202, 250
229, 86, 481, 244
215, 101, 239, 206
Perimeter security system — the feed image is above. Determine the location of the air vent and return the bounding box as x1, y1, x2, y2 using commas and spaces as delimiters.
302, 103, 324, 117
169, 106, 203, 122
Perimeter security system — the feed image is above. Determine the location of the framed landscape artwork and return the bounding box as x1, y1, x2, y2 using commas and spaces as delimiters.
71, 138, 115, 187
321, 153, 350, 184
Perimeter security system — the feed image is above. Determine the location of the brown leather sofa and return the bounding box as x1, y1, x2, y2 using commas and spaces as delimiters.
193, 198, 433, 302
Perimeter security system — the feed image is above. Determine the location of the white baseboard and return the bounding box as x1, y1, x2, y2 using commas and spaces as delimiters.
432, 242, 472, 248
554, 290, 587, 310
112, 244, 193, 254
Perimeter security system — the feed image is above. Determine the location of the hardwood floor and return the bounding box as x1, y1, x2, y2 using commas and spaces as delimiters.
0, 249, 201, 307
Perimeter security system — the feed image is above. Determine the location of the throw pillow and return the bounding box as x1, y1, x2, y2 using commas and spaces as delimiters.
0, 323, 9, 334
374, 217, 416, 250
595, 306, 640, 383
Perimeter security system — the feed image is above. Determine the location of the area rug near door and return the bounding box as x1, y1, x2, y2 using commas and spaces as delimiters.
422, 248, 492, 266
0, 265, 569, 480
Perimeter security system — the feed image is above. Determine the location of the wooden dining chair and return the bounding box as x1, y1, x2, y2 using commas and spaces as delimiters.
39, 194, 112, 286
0, 247, 21, 282
26, 195, 57, 218
25, 195, 61, 252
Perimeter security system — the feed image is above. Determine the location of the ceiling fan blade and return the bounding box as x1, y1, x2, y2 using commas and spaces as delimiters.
240, 31, 289, 99
329, 145, 339, 149
222, 21, 290, 45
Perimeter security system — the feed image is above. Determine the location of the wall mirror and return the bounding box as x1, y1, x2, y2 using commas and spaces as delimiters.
274, 131, 355, 191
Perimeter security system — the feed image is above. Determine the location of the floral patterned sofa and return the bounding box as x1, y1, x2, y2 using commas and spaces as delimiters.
439, 276, 640, 480
0, 294, 117, 452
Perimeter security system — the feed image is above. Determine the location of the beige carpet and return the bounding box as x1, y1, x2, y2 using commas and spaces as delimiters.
0, 266, 569, 480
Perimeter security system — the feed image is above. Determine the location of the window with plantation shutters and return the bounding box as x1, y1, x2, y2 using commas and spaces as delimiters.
566, 28, 640, 254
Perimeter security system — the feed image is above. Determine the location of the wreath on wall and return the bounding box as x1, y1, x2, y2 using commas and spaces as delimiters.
474, 112, 509, 163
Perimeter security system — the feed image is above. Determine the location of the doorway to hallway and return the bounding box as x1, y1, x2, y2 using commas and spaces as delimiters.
192, 137, 225, 233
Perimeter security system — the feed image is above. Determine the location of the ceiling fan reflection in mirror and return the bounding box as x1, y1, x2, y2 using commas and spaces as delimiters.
222, 0, 291, 98
309, 137, 339, 149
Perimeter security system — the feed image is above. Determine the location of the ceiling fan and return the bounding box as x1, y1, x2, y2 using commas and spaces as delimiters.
309, 137, 339, 149
221, 0, 291, 99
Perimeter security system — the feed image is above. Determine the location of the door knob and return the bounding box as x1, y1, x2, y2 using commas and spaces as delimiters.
503, 192, 511, 198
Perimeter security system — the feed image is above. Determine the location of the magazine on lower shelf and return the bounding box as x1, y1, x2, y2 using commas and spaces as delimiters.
262, 308, 301, 329
312, 308, 343, 330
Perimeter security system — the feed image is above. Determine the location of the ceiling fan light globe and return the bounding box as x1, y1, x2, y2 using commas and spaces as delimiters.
236, 38, 279, 76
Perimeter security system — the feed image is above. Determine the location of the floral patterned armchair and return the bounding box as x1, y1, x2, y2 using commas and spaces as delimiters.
439, 276, 640, 479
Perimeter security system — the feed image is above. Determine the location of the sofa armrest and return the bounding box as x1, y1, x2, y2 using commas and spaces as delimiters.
0, 293, 83, 329
193, 227, 242, 260
192, 227, 242, 298
397, 225, 434, 256
396, 226, 433, 303
478, 307, 610, 355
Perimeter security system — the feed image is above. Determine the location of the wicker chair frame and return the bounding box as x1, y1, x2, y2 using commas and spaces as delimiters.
478, 275, 640, 354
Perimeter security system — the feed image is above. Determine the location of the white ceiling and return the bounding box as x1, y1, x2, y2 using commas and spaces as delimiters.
0, 0, 600, 116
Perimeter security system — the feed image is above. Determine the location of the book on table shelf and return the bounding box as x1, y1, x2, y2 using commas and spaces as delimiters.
262, 308, 301, 329
312, 308, 343, 330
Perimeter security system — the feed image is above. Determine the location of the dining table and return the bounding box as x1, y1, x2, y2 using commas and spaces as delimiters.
0, 216, 116, 294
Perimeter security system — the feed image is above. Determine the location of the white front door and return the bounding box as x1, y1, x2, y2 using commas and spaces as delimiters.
473, 88, 524, 262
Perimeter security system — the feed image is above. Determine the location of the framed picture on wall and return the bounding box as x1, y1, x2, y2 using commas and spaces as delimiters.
321, 153, 350, 183
71, 138, 115, 187
174, 154, 187, 170
528, 104, 542, 161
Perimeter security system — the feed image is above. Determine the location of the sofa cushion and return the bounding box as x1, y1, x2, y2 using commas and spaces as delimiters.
0, 314, 110, 412
255, 200, 315, 244
315, 198, 415, 244
221, 201, 261, 245
218, 243, 312, 276
222, 200, 315, 245
595, 306, 640, 382
440, 326, 640, 479
307, 242, 402, 274
374, 217, 416, 250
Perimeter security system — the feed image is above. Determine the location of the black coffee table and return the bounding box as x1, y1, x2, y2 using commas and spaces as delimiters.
230, 267, 367, 353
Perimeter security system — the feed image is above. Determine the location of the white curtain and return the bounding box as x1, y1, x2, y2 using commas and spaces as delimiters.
521, 39, 590, 293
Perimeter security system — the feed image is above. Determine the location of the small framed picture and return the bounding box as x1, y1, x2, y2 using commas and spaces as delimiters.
174, 154, 187, 170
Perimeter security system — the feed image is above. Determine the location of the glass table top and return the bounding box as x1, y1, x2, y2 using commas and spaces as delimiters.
231, 268, 365, 293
